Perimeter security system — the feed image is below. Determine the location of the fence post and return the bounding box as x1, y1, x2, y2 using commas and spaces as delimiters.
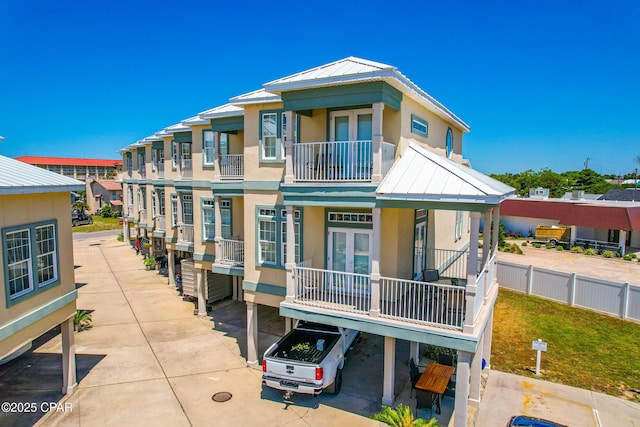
622, 282, 630, 319
569, 272, 576, 306
526, 264, 534, 295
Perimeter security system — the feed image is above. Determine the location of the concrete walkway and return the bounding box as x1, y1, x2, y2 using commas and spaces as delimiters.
32, 235, 381, 426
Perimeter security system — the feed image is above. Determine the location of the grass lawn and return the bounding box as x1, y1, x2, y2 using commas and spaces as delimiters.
493, 289, 640, 401
72, 215, 122, 233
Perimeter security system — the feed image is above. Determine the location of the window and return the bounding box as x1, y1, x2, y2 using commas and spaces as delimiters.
259, 111, 285, 161
151, 149, 157, 171
414, 221, 427, 279
455, 211, 463, 241
446, 127, 453, 158
111, 191, 117, 201
258, 218, 277, 264
202, 199, 215, 241
3, 221, 59, 305
281, 221, 300, 266
151, 191, 157, 218
221, 200, 232, 239
171, 194, 178, 227
203, 130, 215, 166
158, 191, 165, 215
137, 153, 145, 174
182, 194, 193, 225
257, 206, 302, 267
137, 188, 146, 212
171, 141, 178, 169
328, 212, 372, 224
411, 114, 428, 138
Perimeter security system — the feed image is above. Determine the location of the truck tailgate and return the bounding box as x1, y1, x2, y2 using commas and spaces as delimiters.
264, 358, 317, 383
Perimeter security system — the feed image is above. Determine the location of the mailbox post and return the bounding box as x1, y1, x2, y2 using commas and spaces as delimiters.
531, 339, 547, 376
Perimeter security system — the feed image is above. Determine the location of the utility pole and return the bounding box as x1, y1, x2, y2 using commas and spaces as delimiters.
584, 157, 590, 170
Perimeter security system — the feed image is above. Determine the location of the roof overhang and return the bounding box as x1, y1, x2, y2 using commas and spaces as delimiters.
198, 103, 244, 120
376, 143, 514, 208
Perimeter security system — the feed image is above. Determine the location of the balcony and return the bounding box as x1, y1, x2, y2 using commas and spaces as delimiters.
179, 159, 192, 179
178, 223, 194, 245
155, 215, 166, 232
292, 141, 395, 183
217, 238, 244, 266
127, 204, 134, 218
138, 209, 146, 223
156, 162, 164, 178
138, 167, 146, 179
220, 154, 244, 180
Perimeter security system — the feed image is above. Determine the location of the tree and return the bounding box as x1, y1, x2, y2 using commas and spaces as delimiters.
73, 200, 88, 213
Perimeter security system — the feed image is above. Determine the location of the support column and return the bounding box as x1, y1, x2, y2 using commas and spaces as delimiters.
619, 230, 627, 256
284, 317, 293, 334
61, 317, 77, 395
371, 102, 384, 183
370, 208, 381, 317
213, 131, 221, 180
464, 212, 481, 331
284, 111, 295, 184
482, 209, 492, 267
168, 248, 175, 286
246, 301, 259, 367
409, 341, 420, 364
482, 309, 494, 369
569, 225, 577, 246
214, 196, 223, 259
469, 344, 483, 407
490, 206, 500, 258
285, 205, 296, 303
454, 351, 471, 427
123, 220, 131, 242
197, 268, 207, 316
382, 336, 396, 406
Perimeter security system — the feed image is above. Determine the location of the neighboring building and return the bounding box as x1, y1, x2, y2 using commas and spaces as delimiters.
15, 156, 122, 182
86, 179, 123, 215
0, 154, 83, 394
599, 188, 640, 202
119, 57, 514, 427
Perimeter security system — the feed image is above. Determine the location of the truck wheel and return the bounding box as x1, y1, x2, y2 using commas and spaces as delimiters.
326, 369, 342, 395
550, 239, 557, 247
72, 220, 79, 227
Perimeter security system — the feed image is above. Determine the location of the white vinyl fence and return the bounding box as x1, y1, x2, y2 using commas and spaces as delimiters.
497, 260, 640, 322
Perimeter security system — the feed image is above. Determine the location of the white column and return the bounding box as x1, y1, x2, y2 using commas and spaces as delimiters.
619, 230, 627, 256
61, 317, 77, 395
465, 212, 481, 331
482, 209, 492, 267
246, 301, 259, 367
482, 309, 494, 369
214, 196, 222, 260
284, 317, 293, 334
168, 249, 175, 286
284, 111, 295, 184
285, 205, 296, 303
370, 208, 381, 316
454, 351, 471, 427
197, 268, 207, 316
469, 345, 483, 407
371, 102, 384, 183
569, 225, 577, 246
382, 336, 396, 406
490, 206, 500, 258
123, 220, 130, 242
213, 131, 221, 180
409, 341, 420, 364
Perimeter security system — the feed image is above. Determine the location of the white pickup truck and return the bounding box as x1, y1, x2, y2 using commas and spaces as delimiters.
262, 321, 359, 396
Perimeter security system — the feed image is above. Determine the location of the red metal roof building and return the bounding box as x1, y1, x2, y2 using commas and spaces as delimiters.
15, 156, 122, 182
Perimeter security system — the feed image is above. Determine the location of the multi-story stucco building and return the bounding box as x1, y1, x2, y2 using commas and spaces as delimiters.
119, 57, 514, 426
15, 156, 122, 182
0, 154, 83, 395
86, 179, 123, 215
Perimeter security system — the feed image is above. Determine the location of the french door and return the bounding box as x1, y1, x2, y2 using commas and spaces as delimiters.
329, 109, 373, 180
327, 227, 372, 294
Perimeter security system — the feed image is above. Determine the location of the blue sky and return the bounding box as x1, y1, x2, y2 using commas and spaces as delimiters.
0, 0, 638, 176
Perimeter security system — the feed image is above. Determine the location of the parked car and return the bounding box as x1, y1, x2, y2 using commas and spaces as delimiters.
507, 415, 568, 427
72, 212, 93, 227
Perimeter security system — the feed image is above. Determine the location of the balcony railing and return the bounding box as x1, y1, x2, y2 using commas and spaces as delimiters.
220, 154, 244, 179
138, 167, 146, 178
218, 239, 244, 266
422, 248, 469, 280
155, 215, 166, 232
179, 159, 192, 179
292, 141, 395, 182
293, 266, 466, 330
127, 204, 134, 217
138, 209, 146, 223
179, 224, 194, 244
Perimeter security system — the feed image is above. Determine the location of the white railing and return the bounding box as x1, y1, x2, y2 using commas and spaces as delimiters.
155, 215, 166, 232
425, 248, 468, 279
138, 209, 146, 222
473, 269, 486, 322
380, 277, 465, 330
218, 239, 244, 265
296, 259, 313, 268
138, 167, 146, 178
179, 159, 192, 179
294, 267, 371, 314
220, 154, 244, 179
293, 141, 373, 182
127, 204, 134, 217
381, 142, 395, 177
157, 162, 164, 178
179, 224, 194, 244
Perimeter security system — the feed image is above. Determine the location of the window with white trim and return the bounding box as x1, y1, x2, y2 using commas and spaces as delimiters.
151, 149, 157, 171
258, 217, 277, 264
203, 131, 215, 166
455, 211, 463, 241
35, 224, 57, 286
221, 199, 232, 239
171, 140, 178, 169
202, 199, 215, 241
6, 229, 32, 298
181, 194, 193, 225
446, 128, 453, 158
414, 219, 427, 278
261, 112, 279, 160
411, 114, 429, 138
158, 190, 165, 215
151, 191, 157, 218
170, 194, 178, 227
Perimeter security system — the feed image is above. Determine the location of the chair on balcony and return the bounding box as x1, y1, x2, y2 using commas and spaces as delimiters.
437, 354, 457, 396
409, 357, 427, 397
422, 268, 440, 283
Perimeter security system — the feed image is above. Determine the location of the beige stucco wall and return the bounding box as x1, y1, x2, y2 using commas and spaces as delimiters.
0, 192, 77, 356
379, 208, 415, 279
243, 102, 286, 182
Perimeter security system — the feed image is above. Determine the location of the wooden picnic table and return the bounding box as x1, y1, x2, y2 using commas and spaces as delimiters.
415, 363, 455, 414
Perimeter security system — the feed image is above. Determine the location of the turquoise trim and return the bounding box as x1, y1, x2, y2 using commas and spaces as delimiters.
242, 280, 285, 297
153, 230, 166, 237
279, 304, 478, 352
325, 208, 373, 230
165, 236, 177, 243
212, 181, 245, 192
0, 289, 77, 342
174, 132, 191, 143
281, 184, 377, 197
376, 199, 497, 212
174, 184, 194, 192
3, 220, 61, 308
411, 114, 429, 138
283, 196, 376, 208
211, 116, 244, 132
193, 253, 216, 263
446, 127, 453, 158
281, 82, 402, 111
153, 182, 168, 188
175, 244, 194, 252
136, 147, 145, 155
213, 265, 244, 276
243, 180, 281, 191
152, 141, 164, 149
255, 205, 302, 268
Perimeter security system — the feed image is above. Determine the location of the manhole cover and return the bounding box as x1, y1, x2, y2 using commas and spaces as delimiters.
212, 392, 232, 402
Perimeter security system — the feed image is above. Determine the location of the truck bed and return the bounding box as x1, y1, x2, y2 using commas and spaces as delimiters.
266, 329, 340, 364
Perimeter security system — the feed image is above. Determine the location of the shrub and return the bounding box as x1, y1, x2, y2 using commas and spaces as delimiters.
570, 246, 584, 254
521, 242, 528, 247
74, 310, 92, 332
100, 205, 113, 218
556, 245, 564, 251
630, 253, 637, 259
545, 243, 553, 249
602, 251, 614, 258
623, 254, 633, 261
371, 404, 440, 427
533, 243, 542, 248
117, 233, 124, 242
584, 248, 597, 256
512, 243, 523, 254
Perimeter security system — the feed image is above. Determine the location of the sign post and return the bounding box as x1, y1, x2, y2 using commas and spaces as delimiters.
531, 339, 547, 376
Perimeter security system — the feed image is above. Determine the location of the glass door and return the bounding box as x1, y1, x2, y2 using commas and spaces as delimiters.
330, 109, 373, 179
328, 227, 372, 293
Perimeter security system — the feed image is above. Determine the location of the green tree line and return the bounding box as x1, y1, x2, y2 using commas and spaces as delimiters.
490, 168, 626, 198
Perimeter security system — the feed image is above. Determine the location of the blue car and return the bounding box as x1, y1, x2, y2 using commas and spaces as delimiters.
508, 416, 567, 427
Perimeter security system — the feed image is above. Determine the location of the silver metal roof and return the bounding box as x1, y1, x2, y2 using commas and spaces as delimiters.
0, 155, 84, 195
181, 115, 210, 126
264, 57, 470, 132
198, 103, 244, 120
229, 88, 281, 106
162, 122, 190, 135
376, 143, 514, 205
